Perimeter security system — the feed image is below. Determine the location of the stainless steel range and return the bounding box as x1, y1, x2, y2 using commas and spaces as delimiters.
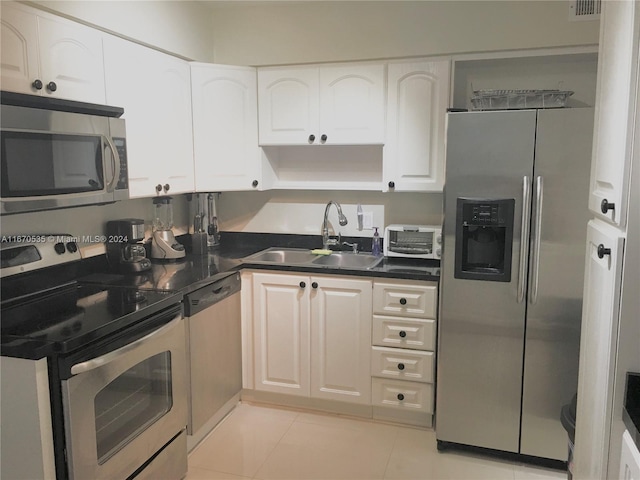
0, 235, 188, 480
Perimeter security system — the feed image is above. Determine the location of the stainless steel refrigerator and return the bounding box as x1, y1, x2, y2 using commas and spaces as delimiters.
436, 108, 594, 461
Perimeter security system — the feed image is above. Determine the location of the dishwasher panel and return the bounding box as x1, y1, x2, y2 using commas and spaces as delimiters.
185, 273, 242, 441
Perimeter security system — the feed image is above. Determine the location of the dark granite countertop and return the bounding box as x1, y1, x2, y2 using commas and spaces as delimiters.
84, 232, 440, 295
624, 372, 640, 451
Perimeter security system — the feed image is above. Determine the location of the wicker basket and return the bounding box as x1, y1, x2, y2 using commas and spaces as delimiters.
470, 89, 574, 110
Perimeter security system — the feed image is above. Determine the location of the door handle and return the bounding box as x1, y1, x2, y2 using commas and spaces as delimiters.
70, 314, 182, 375
518, 176, 531, 303
530, 176, 544, 305
103, 135, 121, 193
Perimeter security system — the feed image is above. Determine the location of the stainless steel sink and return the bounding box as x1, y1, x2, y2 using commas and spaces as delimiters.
243, 248, 318, 264
311, 252, 382, 269
243, 248, 383, 270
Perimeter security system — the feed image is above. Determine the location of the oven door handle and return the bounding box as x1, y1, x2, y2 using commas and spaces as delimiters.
70, 314, 182, 375
103, 135, 120, 193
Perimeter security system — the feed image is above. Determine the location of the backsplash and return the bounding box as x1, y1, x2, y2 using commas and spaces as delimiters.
216, 190, 443, 237
0, 191, 443, 257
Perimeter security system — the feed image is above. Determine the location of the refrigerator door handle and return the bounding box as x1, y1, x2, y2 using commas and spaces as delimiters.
518, 176, 532, 303
530, 176, 544, 304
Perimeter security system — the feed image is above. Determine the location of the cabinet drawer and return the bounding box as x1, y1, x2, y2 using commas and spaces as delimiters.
373, 280, 437, 318
372, 377, 433, 413
371, 346, 434, 383
372, 315, 435, 351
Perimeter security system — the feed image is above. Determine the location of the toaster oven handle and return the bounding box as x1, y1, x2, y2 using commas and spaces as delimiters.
69, 314, 182, 375
103, 135, 121, 192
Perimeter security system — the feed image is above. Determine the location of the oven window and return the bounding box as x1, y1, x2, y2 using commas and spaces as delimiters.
1, 131, 104, 197
94, 352, 173, 464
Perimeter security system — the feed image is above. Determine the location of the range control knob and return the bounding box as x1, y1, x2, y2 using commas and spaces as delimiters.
54, 242, 66, 255
436, 248, 442, 257
436, 234, 442, 244
66, 242, 78, 253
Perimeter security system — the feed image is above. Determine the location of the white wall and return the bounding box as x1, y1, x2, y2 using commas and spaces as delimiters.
217, 190, 443, 239
0, 197, 191, 258
209, 1, 599, 66
28, 0, 216, 61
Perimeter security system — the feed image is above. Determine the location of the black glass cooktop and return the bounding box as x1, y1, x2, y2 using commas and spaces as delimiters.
1, 281, 182, 359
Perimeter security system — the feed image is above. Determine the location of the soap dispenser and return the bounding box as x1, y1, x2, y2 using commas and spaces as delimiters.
372, 227, 381, 256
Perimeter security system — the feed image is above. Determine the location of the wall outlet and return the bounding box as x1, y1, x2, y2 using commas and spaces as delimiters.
363, 211, 373, 230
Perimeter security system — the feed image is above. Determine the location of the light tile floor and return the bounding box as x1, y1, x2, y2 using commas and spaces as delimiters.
187, 403, 567, 480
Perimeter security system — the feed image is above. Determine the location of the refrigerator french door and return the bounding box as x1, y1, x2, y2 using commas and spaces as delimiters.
436, 108, 594, 462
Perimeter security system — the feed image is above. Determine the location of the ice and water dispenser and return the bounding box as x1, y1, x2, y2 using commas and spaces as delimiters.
454, 198, 515, 282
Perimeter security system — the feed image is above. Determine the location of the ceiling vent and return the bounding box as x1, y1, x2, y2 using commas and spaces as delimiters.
568, 0, 602, 21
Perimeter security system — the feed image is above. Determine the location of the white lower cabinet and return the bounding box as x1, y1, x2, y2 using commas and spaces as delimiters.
243, 271, 437, 426
620, 430, 640, 480
249, 271, 372, 405
371, 279, 438, 427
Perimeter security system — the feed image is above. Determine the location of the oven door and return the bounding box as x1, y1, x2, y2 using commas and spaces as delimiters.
61, 307, 187, 480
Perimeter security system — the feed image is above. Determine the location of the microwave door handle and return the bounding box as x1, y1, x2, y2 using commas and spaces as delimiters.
69, 314, 182, 375
530, 176, 543, 305
518, 176, 531, 303
103, 135, 120, 192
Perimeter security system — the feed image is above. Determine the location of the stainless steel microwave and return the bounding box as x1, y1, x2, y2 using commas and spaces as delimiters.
1, 94, 129, 215
383, 224, 442, 259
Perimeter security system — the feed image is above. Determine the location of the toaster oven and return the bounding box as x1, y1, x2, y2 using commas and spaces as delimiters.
383, 224, 442, 259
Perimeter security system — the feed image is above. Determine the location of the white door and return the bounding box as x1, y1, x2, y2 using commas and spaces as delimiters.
574, 219, 625, 480
0, 3, 40, 95
104, 35, 194, 197
384, 60, 450, 192
191, 64, 262, 191
319, 64, 385, 145
252, 272, 310, 396
257, 67, 319, 145
37, 15, 106, 104
588, 0, 639, 227
310, 276, 372, 404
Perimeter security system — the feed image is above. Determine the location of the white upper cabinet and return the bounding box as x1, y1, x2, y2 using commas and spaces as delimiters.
191, 64, 263, 192
384, 60, 450, 192
258, 63, 385, 145
103, 35, 194, 198
588, 0, 639, 227
1, 2, 106, 104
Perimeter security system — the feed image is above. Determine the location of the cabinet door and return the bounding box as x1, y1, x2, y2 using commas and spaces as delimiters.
574, 220, 625, 480
0, 3, 40, 95
319, 64, 385, 145
258, 67, 319, 145
37, 15, 106, 104
588, 0, 639, 227
192, 64, 262, 191
384, 60, 450, 192
310, 276, 372, 404
104, 36, 194, 197
252, 272, 310, 396
620, 430, 640, 480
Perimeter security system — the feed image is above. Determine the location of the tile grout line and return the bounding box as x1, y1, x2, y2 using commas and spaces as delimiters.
250, 406, 301, 479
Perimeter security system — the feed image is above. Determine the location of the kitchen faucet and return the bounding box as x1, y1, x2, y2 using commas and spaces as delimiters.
322, 201, 348, 249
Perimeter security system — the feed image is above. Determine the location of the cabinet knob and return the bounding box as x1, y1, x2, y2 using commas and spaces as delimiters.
597, 244, 611, 259
399, 330, 407, 338
601, 199, 615, 215
308, 134, 316, 143
312, 282, 318, 289
46, 81, 57, 92
397, 363, 405, 371
399, 297, 407, 305
397, 393, 405, 401
32, 79, 43, 90
388, 181, 395, 189
299, 281, 306, 288
163, 184, 170, 193
320, 134, 328, 143
252, 180, 259, 188
155, 184, 163, 193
